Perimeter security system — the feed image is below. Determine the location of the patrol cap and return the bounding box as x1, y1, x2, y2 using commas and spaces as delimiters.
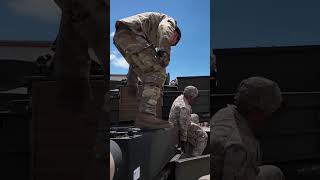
191, 114, 199, 123
183, 86, 198, 98
234, 76, 282, 113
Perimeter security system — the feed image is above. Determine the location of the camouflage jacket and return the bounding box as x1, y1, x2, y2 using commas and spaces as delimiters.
169, 95, 192, 142
211, 105, 261, 180
117, 12, 177, 66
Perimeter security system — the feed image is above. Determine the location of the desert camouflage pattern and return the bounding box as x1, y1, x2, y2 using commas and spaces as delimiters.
169, 95, 208, 156
113, 28, 167, 116
116, 12, 178, 66
211, 105, 284, 180
188, 122, 208, 156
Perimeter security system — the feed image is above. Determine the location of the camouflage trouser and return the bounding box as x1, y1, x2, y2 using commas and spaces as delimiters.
113, 28, 167, 116
258, 165, 285, 180
188, 122, 208, 156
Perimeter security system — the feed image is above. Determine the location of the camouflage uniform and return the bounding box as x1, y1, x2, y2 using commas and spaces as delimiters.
169, 95, 208, 156
211, 77, 284, 180
211, 105, 284, 180
113, 12, 178, 117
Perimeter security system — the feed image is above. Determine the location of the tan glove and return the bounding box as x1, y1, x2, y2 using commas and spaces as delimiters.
156, 49, 170, 67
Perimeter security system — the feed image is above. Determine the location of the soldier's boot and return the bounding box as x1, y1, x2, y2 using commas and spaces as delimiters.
135, 112, 173, 129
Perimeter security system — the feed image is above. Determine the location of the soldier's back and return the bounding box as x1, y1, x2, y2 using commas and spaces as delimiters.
118, 12, 170, 39
210, 105, 244, 179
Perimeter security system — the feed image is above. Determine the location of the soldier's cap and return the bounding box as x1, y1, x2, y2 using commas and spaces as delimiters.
234, 76, 282, 113
172, 26, 181, 46
183, 85, 198, 98
191, 114, 199, 122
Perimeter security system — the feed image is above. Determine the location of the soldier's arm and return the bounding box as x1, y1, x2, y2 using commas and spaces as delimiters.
211, 124, 232, 180
222, 145, 251, 180
158, 18, 176, 48
157, 18, 176, 67
179, 107, 191, 142
168, 106, 179, 127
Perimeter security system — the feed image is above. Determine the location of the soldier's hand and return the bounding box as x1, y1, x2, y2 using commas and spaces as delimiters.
159, 55, 170, 67
156, 49, 166, 58
155, 48, 169, 67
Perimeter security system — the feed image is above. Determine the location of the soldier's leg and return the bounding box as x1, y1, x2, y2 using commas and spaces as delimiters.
113, 29, 159, 68
188, 123, 208, 157
113, 28, 140, 64
127, 65, 138, 96
113, 29, 147, 99
139, 70, 166, 116
127, 65, 138, 86
258, 165, 285, 180
135, 70, 172, 129
114, 28, 163, 72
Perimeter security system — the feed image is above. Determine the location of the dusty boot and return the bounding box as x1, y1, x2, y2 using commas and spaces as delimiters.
135, 113, 173, 129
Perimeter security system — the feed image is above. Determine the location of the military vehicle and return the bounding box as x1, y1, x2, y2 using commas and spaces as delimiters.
110, 75, 210, 180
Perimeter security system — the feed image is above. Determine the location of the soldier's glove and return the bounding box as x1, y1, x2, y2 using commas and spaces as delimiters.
155, 49, 169, 68
156, 49, 166, 58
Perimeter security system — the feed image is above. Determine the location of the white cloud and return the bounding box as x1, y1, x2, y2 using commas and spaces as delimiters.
110, 32, 115, 38
110, 51, 129, 69
6, 0, 61, 22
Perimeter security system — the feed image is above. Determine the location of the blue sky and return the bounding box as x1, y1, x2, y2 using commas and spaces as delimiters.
213, 0, 320, 49
2, 0, 319, 75
0, 0, 60, 41
110, 0, 210, 80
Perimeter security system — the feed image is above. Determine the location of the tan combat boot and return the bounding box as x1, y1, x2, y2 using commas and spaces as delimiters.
135, 113, 173, 129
